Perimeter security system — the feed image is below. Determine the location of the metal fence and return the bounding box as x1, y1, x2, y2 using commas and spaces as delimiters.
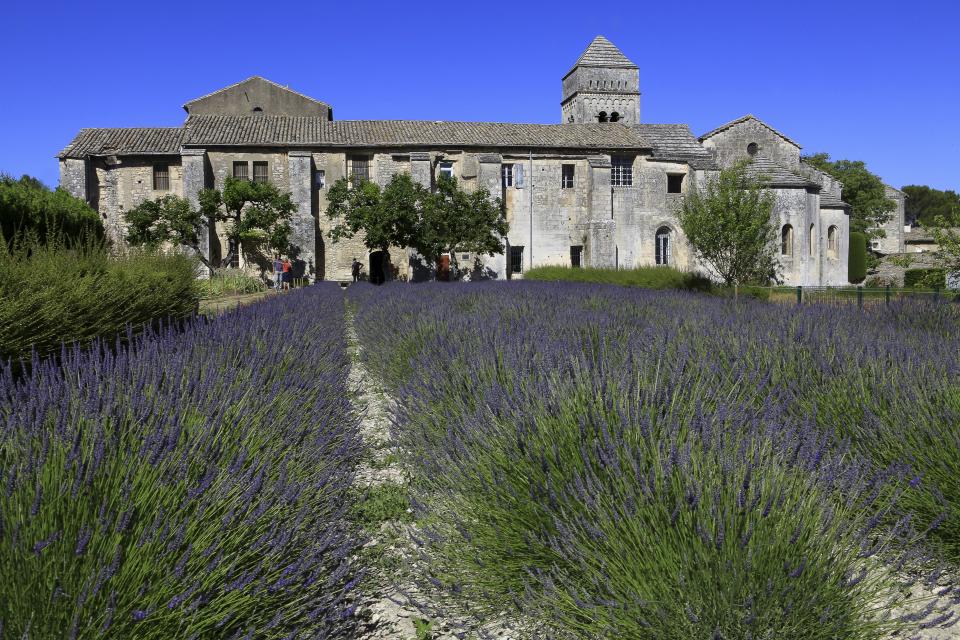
771, 286, 958, 307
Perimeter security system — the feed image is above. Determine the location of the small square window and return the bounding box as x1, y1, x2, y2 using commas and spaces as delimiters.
562, 164, 575, 189
253, 161, 269, 183
667, 173, 684, 194
439, 162, 454, 180
502, 163, 514, 188
233, 161, 249, 181
314, 169, 326, 189
153, 163, 169, 191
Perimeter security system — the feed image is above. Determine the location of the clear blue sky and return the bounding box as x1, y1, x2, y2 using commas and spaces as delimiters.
2, 0, 957, 191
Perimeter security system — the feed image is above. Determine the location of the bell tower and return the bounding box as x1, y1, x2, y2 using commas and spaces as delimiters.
561, 36, 640, 125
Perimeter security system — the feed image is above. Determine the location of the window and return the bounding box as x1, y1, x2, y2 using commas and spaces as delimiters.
252, 106, 263, 113
610, 112, 620, 123
809, 224, 816, 256
233, 161, 249, 181
667, 173, 684, 194
747, 142, 759, 156
570, 245, 583, 268
598, 111, 608, 123
611, 156, 633, 187
509, 246, 524, 274
502, 163, 514, 188
655, 227, 671, 266
153, 163, 169, 191
439, 162, 454, 180
349, 155, 370, 183
827, 225, 838, 259
314, 169, 326, 189
561, 164, 575, 189
227, 238, 240, 269
253, 161, 269, 183
781, 224, 794, 256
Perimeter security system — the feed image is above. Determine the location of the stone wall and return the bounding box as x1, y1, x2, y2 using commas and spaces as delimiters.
819, 207, 850, 286
701, 119, 801, 169
561, 65, 640, 124
873, 185, 905, 254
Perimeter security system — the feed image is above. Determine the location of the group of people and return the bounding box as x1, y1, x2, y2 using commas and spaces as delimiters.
272, 255, 293, 291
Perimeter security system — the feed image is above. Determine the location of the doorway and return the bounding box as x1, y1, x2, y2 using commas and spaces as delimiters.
369, 250, 389, 285
437, 254, 451, 281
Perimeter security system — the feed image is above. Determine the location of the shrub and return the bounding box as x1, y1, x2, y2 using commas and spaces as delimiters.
350, 282, 956, 638
0, 242, 198, 365
904, 268, 946, 289
197, 268, 267, 298
0, 174, 104, 247
0, 285, 363, 638
848, 232, 867, 283
523, 265, 712, 291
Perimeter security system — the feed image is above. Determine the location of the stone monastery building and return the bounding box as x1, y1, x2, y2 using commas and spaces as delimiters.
58, 36, 904, 285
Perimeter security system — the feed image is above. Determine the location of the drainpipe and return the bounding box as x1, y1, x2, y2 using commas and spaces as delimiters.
529, 150, 533, 270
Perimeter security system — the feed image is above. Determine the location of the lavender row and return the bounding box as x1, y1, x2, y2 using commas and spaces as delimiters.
0, 284, 363, 639
350, 281, 960, 638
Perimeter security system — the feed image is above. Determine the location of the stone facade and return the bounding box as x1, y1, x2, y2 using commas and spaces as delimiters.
58, 36, 895, 288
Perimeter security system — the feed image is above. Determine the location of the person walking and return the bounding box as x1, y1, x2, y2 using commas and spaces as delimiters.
351, 258, 361, 283
272, 254, 283, 291
281, 257, 292, 291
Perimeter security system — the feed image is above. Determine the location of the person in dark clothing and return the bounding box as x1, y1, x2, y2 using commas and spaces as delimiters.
351, 258, 361, 283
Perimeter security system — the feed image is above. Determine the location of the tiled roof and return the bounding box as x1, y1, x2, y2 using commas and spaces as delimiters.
746, 155, 820, 189
566, 36, 637, 76
635, 124, 718, 169
699, 114, 801, 148
181, 115, 650, 150
819, 193, 850, 208
58, 127, 184, 158
182, 76, 331, 109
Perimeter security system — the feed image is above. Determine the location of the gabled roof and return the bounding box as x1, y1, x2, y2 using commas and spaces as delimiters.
745, 155, 819, 189
181, 115, 651, 150
819, 193, 850, 209
565, 36, 637, 77
58, 127, 185, 158
634, 124, 717, 169
699, 114, 801, 148
182, 76, 330, 110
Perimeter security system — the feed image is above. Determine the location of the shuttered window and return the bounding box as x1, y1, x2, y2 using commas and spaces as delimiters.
253, 161, 269, 183
233, 161, 249, 180
153, 163, 169, 191
502, 164, 514, 188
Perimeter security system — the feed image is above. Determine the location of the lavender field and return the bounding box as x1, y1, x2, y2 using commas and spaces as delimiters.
2, 280, 959, 638
350, 281, 960, 639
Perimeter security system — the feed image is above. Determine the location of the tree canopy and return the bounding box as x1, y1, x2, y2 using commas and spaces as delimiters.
902, 185, 960, 226
125, 177, 295, 270
676, 162, 778, 288
802, 153, 895, 238
0, 174, 104, 247
325, 172, 507, 276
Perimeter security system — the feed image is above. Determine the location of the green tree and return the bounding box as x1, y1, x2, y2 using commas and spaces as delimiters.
198, 177, 295, 267
902, 185, 960, 226
802, 153, 895, 238
0, 173, 104, 247
928, 215, 960, 283
124, 194, 211, 269
676, 163, 778, 290
325, 172, 507, 278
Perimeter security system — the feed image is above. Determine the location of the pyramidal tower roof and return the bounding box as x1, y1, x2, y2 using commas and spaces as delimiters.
566, 36, 638, 76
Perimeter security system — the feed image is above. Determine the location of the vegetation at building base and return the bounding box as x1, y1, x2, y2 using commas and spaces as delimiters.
196, 268, 268, 298
325, 172, 507, 276
676, 162, 779, 289
0, 285, 364, 638
0, 238, 198, 366
124, 177, 296, 272
0, 174, 105, 247
350, 281, 960, 639
904, 267, 947, 289
524, 264, 711, 291
848, 231, 867, 283
903, 185, 960, 226
802, 153, 896, 239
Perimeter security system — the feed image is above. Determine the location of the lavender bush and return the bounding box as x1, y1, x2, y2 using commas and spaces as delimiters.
0, 284, 363, 638
350, 281, 960, 638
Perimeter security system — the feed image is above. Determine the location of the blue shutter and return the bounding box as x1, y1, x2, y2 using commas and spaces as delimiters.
515, 163, 525, 189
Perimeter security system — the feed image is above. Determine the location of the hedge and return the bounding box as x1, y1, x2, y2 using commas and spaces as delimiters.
848, 232, 867, 283
523, 265, 712, 291
904, 268, 946, 289
0, 174, 104, 247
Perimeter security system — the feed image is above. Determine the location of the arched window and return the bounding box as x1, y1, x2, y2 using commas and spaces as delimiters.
747, 142, 759, 156
252, 106, 263, 113
809, 224, 816, 256
598, 111, 608, 123
610, 112, 620, 122
781, 224, 794, 256
655, 227, 672, 265
827, 225, 838, 259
